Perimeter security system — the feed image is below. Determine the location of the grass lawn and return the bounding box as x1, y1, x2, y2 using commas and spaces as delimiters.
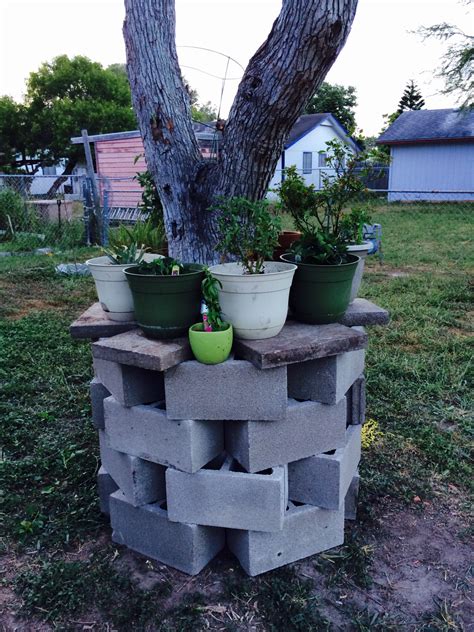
0, 203, 472, 630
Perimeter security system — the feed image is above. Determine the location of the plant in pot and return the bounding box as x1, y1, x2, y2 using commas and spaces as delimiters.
340, 206, 372, 302
124, 256, 204, 339
189, 268, 233, 364
277, 140, 367, 324
86, 231, 163, 322
209, 197, 297, 340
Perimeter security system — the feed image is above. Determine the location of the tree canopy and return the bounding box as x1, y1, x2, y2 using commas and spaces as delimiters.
305, 82, 357, 134
397, 80, 425, 113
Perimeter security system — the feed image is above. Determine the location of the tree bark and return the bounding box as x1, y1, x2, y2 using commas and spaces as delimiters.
123, 0, 358, 264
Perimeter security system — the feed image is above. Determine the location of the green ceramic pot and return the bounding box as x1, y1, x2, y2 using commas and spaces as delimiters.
189, 322, 233, 364
124, 264, 204, 339
280, 253, 359, 324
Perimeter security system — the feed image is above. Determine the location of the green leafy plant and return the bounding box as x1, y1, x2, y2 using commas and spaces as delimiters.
136, 256, 183, 275
134, 167, 164, 228
201, 268, 224, 330
277, 140, 368, 264
213, 197, 281, 274
103, 241, 148, 265
108, 219, 166, 254
340, 207, 372, 245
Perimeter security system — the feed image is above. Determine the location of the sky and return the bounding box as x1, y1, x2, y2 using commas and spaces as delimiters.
0, 0, 470, 136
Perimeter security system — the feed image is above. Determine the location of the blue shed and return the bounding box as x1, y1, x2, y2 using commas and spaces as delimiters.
377, 108, 474, 201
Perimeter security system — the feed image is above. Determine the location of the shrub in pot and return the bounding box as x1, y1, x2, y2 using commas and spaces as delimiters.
277, 141, 367, 324
340, 206, 372, 302
124, 257, 204, 339
189, 268, 233, 364
209, 197, 296, 340
86, 237, 162, 322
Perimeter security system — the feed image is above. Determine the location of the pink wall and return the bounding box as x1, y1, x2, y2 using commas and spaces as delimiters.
95, 136, 146, 208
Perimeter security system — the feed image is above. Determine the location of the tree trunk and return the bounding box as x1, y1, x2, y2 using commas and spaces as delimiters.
123, 0, 358, 264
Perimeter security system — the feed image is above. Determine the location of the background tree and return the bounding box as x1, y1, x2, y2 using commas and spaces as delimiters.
0, 97, 28, 173
305, 82, 358, 134
123, 0, 359, 263
397, 80, 425, 113
417, 7, 473, 108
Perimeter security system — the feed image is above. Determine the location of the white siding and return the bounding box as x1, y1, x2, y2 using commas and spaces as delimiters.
389, 143, 474, 201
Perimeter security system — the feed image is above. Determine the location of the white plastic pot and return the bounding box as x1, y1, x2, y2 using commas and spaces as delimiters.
209, 261, 297, 340
86, 253, 163, 321
347, 241, 371, 302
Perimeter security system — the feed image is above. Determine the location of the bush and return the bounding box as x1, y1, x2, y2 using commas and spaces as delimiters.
0, 188, 27, 233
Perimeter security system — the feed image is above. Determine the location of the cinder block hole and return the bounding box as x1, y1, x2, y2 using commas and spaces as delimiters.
324, 449, 336, 455
277, 552, 282, 557
203, 453, 226, 470
293, 397, 308, 403
154, 401, 166, 411
255, 468, 274, 476
291, 500, 305, 507
160, 501, 168, 511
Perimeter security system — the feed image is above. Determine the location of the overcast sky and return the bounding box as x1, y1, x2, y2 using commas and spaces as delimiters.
0, 0, 470, 135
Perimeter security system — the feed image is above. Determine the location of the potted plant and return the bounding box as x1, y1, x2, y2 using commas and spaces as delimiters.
277, 140, 366, 324
189, 268, 233, 364
124, 257, 204, 339
273, 229, 302, 262
340, 206, 372, 302
86, 233, 163, 322
209, 197, 296, 340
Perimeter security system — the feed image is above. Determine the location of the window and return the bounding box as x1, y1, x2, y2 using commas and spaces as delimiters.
318, 152, 327, 168
302, 152, 312, 174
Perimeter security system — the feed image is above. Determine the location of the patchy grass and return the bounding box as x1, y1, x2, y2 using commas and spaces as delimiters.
1, 204, 473, 630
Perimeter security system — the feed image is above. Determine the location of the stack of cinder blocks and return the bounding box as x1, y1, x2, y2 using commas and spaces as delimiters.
81, 306, 389, 577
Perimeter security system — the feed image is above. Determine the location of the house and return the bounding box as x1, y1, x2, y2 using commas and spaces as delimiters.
71, 115, 359, 208
377, 108, 474, 201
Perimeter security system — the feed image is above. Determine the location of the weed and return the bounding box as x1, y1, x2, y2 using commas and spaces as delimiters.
420, 598, 464, 631
314, 529, 374, 588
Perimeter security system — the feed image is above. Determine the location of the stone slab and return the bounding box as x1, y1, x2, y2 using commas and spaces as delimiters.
225, 398, 347, 473
110, 491, 225, 575
345, 473, 360, 521
166, 455, 288, 532
97, 466, 119, 515
99, 430, 166, 506
90, 378, 110, 429
70, 303, 136, 340
233, 320, 367, 370
93, 358, 164, 407
165, 359, 287, 421
288, 425, 361, 509
339, 299, 390, 327
227, 501, 344, 576
104, 396, 224, 473
92, 328, 192, 371
288, 348, 366, 405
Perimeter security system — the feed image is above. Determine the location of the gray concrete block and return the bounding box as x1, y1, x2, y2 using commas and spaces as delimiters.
104, 396, 223, 473
90, 378, 110, 429
99, 430, 166, 506
225, 398, 346, 473
227, 501, 344, 576
287, 348, 365, 405
93, 357, 164, 407
339, 298, 390, 327
345, 473, 360, 521
97, 466, 119, 515
164, 359, 287, 421
166, 455, 287, 532
288, 426, 361, 510
346, 374, 366, 426
110, 491, 224, 575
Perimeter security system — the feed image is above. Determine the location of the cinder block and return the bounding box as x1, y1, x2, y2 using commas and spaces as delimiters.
225, 398, 346, 473
99, 430, 166, 506
345, 473, 360, 520
166, 455, 287, 532
346, 374, 366, 426
287, 348, 365, 405
227, 501, 344, 576
90, 378, 110, 429
164, 359, 287, 421
97, 466, 119, 515
110, 491, 224, 575
93, 357, 164, 407
104, 396, 223, 473
288, 426, 361, 510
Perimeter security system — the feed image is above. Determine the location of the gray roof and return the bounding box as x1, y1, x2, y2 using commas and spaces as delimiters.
377, 108, 474, 145
285, 113, 360, 150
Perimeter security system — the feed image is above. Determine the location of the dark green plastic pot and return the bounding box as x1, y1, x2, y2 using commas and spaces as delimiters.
124, 264, 204, 339
281, 254, 359, 324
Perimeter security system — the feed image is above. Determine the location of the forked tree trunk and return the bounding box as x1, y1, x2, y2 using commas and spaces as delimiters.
123, 0, 358, 263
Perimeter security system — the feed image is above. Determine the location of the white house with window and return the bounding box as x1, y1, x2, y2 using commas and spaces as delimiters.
268, 113, 360, 193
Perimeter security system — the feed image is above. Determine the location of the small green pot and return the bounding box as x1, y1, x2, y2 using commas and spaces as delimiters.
124, 264, 204, 339
189, 322, 233, 364
281, 253, 359, 324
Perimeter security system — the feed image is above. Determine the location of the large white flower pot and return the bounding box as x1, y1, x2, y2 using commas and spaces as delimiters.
347, 242, 371, 302
209, 261, 297, 340
86, 254, 162, 321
